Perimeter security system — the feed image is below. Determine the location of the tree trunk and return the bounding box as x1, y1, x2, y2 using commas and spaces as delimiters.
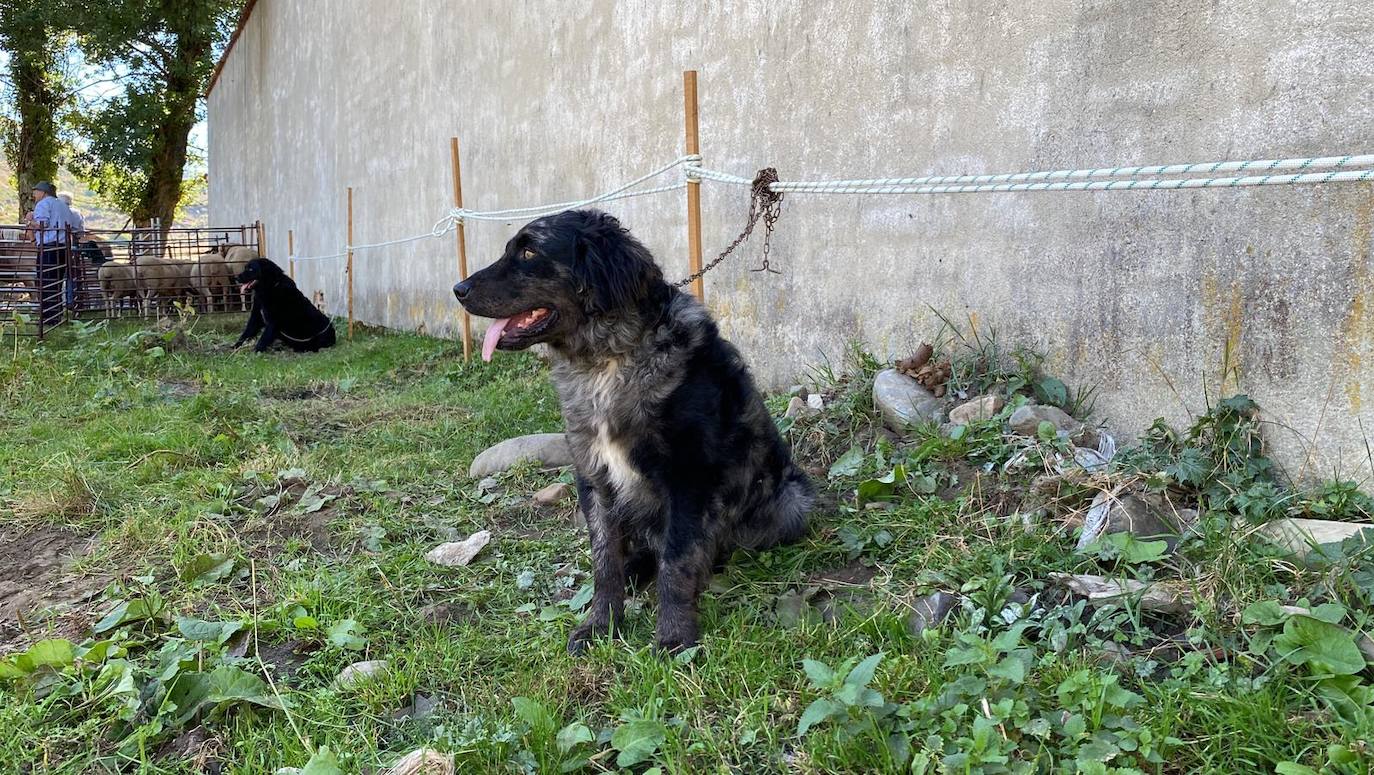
135, 3, 213, 238
5, 8, 61, 220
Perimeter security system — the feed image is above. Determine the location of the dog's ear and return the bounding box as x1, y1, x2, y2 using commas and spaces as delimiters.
571, 212, 662, 316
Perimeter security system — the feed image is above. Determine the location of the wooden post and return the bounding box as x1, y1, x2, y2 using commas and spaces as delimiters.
287, 229, 295, 279
346, 187, 354, 339
450, 137, 472, 361
256, 220, 267, 257
683, 70, 704, 301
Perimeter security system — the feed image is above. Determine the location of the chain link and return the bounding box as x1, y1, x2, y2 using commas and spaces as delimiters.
673, 168, 783, 288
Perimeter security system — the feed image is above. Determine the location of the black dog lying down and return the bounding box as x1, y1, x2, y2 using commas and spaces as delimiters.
234, 258, 336, 353
454, 209, 813, 653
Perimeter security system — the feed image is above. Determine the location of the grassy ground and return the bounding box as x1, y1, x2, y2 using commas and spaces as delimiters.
1, 316, 1372, 773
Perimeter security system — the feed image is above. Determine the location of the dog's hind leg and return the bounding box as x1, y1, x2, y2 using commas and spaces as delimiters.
567, 480, 627, 655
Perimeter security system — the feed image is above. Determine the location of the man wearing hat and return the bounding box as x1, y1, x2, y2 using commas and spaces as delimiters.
30, 181, 77, 319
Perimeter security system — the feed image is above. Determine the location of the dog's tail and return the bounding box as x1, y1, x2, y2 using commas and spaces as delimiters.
736, 466, 814, 550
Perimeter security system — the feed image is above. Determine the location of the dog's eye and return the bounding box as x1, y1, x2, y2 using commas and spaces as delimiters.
521, 249, 537, 261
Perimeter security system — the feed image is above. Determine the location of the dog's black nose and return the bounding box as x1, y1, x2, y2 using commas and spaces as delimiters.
452, 280, 472, 301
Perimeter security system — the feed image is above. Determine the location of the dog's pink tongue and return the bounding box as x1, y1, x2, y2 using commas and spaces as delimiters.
481, 317, 511, 362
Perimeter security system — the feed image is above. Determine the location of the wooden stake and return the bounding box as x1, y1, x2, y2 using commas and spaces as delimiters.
346, 187, 354, 339
256, 220, 267, 257
450, 137, 472, 361
287, 229, 295, 279
683, 70, 704, 301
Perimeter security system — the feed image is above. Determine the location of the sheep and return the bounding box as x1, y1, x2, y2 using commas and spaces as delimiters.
97, 260, 140, 316
130, 253, 195, 315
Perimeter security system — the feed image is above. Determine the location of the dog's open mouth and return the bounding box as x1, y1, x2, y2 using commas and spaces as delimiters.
240, 280, 257, 293
482, 307, 556, 361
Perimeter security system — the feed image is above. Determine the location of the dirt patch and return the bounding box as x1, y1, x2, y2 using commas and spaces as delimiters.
155, 726, 224, 773
0, 525, 107, 652
263, 382, 341, 401
158, 380, 201, 399
810, 562, 878, 587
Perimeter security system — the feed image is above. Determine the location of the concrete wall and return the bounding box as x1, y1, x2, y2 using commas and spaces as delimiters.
208, 0, 1374, 477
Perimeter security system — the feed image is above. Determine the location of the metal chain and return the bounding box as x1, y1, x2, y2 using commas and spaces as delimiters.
673, 168, 783, 288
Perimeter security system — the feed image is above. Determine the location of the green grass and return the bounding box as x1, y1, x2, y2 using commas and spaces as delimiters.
0, 317, 1371, 773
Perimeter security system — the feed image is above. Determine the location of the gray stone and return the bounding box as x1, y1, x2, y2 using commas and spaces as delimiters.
1257, 518, 1374, 555
532, 482, 573, 507
873, 369, 943, 431
425, 530, 492, 567
806, 393, 825, 411
468, 433, 572, 478
477, 476, 500, 493
905, 591, 958, 636
334, 659, 389, 689
784, 396, 818, 420
1078, 491, 1195, 551
949, 394, 1005, 425
1008, 404, 1097, 447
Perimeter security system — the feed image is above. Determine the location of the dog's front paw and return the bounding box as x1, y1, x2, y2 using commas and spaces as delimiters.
653, 621, 699, 656
567, 617, 616, 656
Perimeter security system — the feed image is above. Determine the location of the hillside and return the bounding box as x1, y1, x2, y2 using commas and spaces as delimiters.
0, 161, 208, 229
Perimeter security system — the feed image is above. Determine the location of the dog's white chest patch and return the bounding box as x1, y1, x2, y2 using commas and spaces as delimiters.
590, 422, 641, 493
580, 358, 642, 493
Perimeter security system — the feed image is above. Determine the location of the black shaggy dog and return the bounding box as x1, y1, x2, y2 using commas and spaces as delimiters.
454, 209, 813, 653
234, 258, 336, 352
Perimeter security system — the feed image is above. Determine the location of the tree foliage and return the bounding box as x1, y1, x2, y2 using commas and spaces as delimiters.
0, 0, 70, 218
66, 0, 239, 228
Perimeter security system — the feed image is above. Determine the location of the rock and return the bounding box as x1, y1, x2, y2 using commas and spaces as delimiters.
532, 482, 573, 507
391, 693, 439, 723
905, 591, 958, 636
806, 394, 825, 411
1256, 518, 1374, 555
425, 530, 492, 567
1050, 572, 1194, 615
949, 395, 1005, 425
477, 476, 500, 493
784, 396, 817, 420
873, 369, 944, 431
1077, 491, 1196, 551
382, 748, 455, 775
334, 659, 389, 689
1071, 447, 1110, 472
468, 433, 572, 478
1008, 404, 1097, 447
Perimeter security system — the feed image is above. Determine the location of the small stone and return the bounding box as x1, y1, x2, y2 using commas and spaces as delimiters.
477, 477, 500, 493
1071, 447, 1109, 472
806, 394, 825, 411
382, 748, 455, 775
532, 482, 573, 507
425, 530, 492, 567
905, 591, 958, 636
1079, 491, 1194, 551
1008, 404, 1097, 447
789, 384, 805, 396
468, 433, 573, 478
391, 693, 439, 723
949, 395, 1005, 425
784, 396, 817, 420
334, 659, 389, 689
1257, 518, 1374, 555
873, 369, 943, 431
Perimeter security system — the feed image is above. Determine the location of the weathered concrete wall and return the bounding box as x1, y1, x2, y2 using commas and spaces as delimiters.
209, 1, 1374, 477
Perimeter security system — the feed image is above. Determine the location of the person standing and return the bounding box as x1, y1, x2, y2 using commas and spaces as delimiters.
29, 181, 76, 319
57, 192, 85, 238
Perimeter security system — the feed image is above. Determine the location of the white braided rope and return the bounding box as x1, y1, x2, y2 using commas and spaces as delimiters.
687, 152, 1374, 194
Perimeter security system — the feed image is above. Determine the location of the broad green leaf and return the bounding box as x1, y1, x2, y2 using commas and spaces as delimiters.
1273, 615, 1365, 675
844, 653, 883, 689
1241, 600, 1288, 627
556, 721, 594, 754
93, 596, 163, 633
1105, 533, 1168, 564
987, 655, 1026, 684
300, 746, 345, 775
0, 660, 28, 679
1101, 679, 1144, 709
162, 665, 284, 726
325, 619, 366, 650
1275, 764, 1319, 775
293, 615, 320, 630
1076, 738, 1120, 762
828, 446, 865, 479
797, 697, 841, 736
565, 584, 594, 611
512, 697, 556, 736
801, 659, 835, 688
179, 554, 236, 585
21, 639, 75, 670
1309, 603, 1346, 624
176, 617, 243, 645
611, 719, 667, 767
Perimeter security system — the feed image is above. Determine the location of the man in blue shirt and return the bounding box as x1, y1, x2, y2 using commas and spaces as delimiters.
30, 181, 76, 318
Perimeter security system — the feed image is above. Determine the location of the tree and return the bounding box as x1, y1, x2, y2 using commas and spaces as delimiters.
0, 0, 68, 219
69, 0, 238, 230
